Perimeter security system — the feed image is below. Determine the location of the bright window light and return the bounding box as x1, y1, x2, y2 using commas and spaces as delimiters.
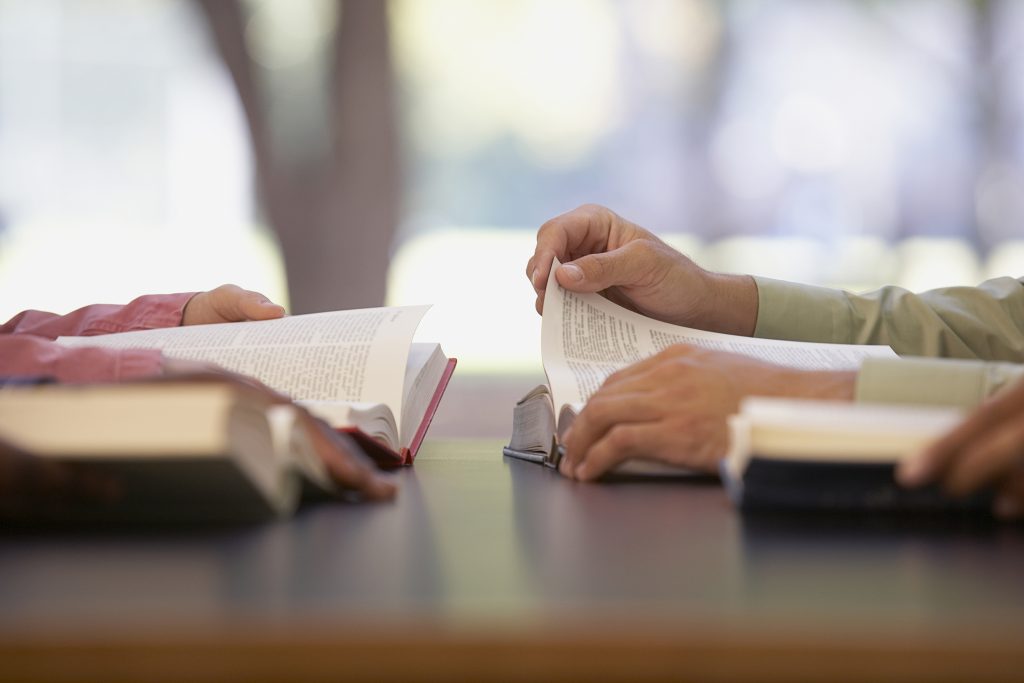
386, 229, 543, 375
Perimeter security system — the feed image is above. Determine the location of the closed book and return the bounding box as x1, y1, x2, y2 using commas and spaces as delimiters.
0, 379, 338, 522
721, 397, 989, 513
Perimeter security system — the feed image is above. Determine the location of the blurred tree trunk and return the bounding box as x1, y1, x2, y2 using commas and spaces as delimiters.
196, 0, 399, 313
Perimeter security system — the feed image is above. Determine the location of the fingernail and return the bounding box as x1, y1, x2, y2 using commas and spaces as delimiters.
561, 264, 583, 283
531, 268, 542, 289
994, 495, 1022, 520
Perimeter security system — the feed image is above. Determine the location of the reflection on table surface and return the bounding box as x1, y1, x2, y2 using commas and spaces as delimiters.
2, 439, 1022, 683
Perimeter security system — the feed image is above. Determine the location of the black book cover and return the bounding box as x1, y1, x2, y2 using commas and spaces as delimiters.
729, 457, 991, 514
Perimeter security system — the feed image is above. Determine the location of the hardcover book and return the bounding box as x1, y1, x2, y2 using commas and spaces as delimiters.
720, 397, 987, 512
0, 380, 346, 521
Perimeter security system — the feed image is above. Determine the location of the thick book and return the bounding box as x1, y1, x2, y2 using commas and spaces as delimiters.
505, 260, 898, 477
57, 306, 456, 467
0, 380, 342, 522
720, 397, 988, 512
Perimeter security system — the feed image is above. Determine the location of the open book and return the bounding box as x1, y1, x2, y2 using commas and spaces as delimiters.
57, 306, 456, 466
0, 379, 339, 522
720, 397, 986, 512
505, 261, 898, 477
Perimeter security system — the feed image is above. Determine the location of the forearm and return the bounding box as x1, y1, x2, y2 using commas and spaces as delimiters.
0, 336, 163, 383
753, 276, 1024, 362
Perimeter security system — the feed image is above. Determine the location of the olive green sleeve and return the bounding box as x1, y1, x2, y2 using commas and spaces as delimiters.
854, 357, 1024, 408
753, 276, 1024, 362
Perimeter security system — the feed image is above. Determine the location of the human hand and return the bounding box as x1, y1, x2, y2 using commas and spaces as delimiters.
560, 345, 856, 480
182, 284, 286, 326
150, 370, 397, 502
898, 377, 1024, 519
295, 412, 398, 502
527, 204, 759, 335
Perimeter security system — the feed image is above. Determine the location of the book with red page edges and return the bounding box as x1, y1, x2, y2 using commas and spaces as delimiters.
56, 306, 456, 468
342, 357, 457, 467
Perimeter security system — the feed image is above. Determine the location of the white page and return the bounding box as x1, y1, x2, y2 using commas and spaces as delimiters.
296, 401, 399, 450
540, 260, 896, 409
58, 306, 430, 429
399, 343, 445, 445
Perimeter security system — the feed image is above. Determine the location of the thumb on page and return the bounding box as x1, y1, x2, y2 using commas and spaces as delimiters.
237, 290, 286, 321
556, 250, 637, 293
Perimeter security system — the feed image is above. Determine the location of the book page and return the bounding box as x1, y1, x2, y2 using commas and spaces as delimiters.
58, 306, 430, 428
399, 343, 448, 446
540, 261, 896, 409
507, 385, 557, 454
297, 401, 399, 451
727, 397, 964, 463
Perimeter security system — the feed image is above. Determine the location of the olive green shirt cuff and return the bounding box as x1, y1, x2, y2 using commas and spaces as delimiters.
753, 276, 855, 344
855, 357, 1024, 408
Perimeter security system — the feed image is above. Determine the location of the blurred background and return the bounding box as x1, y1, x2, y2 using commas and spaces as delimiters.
1, 0, 1023, 415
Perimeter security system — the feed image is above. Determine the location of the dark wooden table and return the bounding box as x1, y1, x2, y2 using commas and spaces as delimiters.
1, 439, 1023, 682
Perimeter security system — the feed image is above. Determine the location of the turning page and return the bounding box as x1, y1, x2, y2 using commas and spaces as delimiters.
541, 261, 896, 410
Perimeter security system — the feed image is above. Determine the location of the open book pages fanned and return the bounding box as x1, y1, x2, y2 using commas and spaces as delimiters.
721, 397, 988, 512
57, 306, 456, 466
0, 380, 337, 522
505, 260, 898, 477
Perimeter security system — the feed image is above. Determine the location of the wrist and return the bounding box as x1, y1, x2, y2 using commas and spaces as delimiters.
739, 364, 856, 403
701, 273, 759, 336
181, 292, 204, 326
783, 369, 857, 401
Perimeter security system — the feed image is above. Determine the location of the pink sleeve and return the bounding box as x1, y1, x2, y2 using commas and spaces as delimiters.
0, 336, 164, 383
0, 293, 196, 384
0, 292, 196, 340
